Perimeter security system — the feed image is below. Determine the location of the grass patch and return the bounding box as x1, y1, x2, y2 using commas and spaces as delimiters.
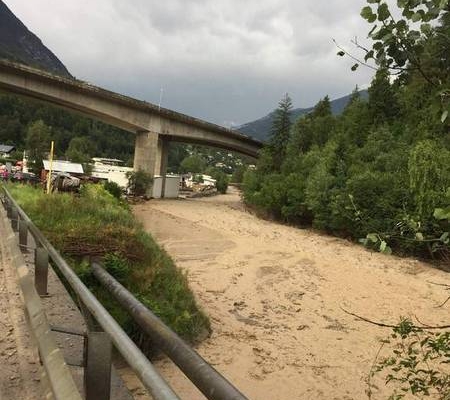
6, 183, 210, 343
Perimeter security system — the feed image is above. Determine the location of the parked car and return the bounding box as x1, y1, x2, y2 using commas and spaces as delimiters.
10, 171, 40, 185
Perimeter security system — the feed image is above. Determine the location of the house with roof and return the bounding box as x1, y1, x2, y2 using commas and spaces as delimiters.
42, 160, 84, 176
0, 144, 16, 158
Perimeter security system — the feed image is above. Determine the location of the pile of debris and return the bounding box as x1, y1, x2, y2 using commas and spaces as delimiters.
180, 174, 218, 198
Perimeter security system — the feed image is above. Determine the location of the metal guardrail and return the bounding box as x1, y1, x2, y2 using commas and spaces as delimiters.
92, 262, 249, 400
0, 194, 82, 400
1, 187, 180, 400
1, 186, 250, 400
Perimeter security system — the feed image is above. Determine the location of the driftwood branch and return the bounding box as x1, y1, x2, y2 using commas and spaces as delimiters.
340, 306, 450, 330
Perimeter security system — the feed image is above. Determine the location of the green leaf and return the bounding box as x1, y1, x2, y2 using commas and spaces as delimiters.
382, 33, 394, 42
440, 232, 449, 242
364, 50, 375, 61
367, 233, 379, 243
441, 110, 448, 123
415, 232, 424, 241
402, 8, 414, 18
439, 0, 449, 9
373, 41, 384, 50
337, 50, 345, 57
380, 241, 392, 255
361, 6, 377, 22
351, 63, 359, 71
397, 0, 407, 7
378, 3, 390, 21
411, 12, 423, 22
368, 24, 378, 37
420, 23, 432, 34
434, 207, 450, 220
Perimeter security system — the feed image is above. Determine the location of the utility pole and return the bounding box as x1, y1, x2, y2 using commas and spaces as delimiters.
46, 141, 54, 194
158, 88, 163, 111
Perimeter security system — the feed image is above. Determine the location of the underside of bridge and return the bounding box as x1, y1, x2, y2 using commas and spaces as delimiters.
0, 60, 263, 197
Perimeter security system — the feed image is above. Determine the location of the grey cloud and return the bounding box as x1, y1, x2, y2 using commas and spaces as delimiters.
5, 0, 379, 126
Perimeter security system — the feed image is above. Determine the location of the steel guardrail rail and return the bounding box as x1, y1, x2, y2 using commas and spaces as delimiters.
1, 187, 181, 400
92, 262, 249, 400
0, 196, 82, 400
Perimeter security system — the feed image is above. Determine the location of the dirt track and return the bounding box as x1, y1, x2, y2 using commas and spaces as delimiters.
134, 187, 450, 400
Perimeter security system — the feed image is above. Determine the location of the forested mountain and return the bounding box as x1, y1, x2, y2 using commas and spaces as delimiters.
0, 0, 71, 77
242, 1, 450, 262
238, 90, 368, 141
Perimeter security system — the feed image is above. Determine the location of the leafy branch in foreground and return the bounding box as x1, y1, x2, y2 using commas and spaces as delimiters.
337, 0, 450, 121
369, 320, 450, 399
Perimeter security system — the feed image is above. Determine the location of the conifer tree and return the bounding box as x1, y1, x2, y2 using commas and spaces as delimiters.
311, 95, 332, 118
368, 68, 399, 123
268, 93, 293, 171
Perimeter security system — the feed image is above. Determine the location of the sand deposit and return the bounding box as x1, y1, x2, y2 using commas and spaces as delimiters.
133, 187, 450, 400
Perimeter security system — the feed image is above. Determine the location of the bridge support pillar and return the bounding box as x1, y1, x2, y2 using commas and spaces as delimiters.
133, 132, 170, 198
133, 131, 158, 175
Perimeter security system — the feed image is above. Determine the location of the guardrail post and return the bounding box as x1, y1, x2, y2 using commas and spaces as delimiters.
34, 247, 49, 296
11, 207, 18, 231
19, 220, 28, 247
84, 331, 112, 400
5, 201, 12, 218
79, 302, 112, 400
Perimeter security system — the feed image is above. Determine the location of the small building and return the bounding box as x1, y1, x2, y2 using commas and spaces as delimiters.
91, 158, 133, 188
0, 144, 16, 158
43, 160, 84, 176
152, 175, 181, 199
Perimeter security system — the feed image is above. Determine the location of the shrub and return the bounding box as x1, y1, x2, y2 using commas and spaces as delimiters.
126, 170, 153, 196
231, 165, 245, 183
205, 168, 229, 194
103, 180, 122, 199
6, 183, 210, 343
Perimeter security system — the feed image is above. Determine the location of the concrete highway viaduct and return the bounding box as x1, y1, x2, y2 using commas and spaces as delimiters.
0, 60, 263, 196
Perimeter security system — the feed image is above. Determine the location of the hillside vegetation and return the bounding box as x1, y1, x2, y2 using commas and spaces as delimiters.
243, 2, 450, 262
6, 183, 210, 345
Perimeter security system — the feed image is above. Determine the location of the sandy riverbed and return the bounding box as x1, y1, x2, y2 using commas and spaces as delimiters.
133, 187, 450, 400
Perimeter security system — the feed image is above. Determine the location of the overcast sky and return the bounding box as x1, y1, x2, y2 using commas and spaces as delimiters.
5, 0, 379, 127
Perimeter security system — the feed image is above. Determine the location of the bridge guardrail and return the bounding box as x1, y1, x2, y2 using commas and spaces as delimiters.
1, 187, 180, 400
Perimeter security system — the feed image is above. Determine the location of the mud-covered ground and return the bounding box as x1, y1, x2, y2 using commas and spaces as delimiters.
133, 187, 450, 400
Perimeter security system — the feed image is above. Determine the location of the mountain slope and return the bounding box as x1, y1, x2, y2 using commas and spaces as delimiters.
0, 1, 71, 77
238, 90, 368, 141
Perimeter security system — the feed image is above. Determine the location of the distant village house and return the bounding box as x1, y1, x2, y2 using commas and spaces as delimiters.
0, 144, 16, 158
42, 160, 84, 180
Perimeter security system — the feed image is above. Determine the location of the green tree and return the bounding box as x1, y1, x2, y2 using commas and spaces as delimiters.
180, 154, 206, 173
126, 170, 153, 196
65, 136, 96, 163
268, 93, 293, 171
25, 120, 51, 174
359, 0, 450, 121
408, 140, 450, 221
368, 68, 400, 123
311, 95, 331, 118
